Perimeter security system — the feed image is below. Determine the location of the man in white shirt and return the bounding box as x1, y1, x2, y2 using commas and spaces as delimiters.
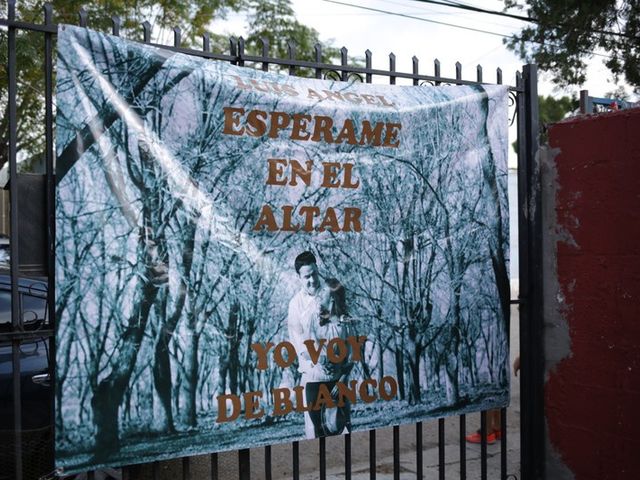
287, 251, 346, 438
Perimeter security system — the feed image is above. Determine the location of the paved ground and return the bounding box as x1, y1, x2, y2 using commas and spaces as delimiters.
124, 303, 521, 480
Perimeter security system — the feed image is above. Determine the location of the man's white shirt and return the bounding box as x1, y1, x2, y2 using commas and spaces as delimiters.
287, 289, 342, 383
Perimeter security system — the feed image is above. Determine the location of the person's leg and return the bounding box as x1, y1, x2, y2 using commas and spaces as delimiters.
465, 409, 501, 444
305, 382, 323, 438
488, 409, 501, 433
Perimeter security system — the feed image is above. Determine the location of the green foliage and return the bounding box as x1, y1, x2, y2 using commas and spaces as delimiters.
504, 0, 640, 89
512, 94, 577, 151
538, 94, 578, 125
244, 0, 343, 76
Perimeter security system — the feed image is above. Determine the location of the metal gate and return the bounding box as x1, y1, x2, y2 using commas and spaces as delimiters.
0, 2, 543, 479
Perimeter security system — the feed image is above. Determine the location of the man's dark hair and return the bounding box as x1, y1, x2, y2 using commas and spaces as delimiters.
294, 251, 316, 273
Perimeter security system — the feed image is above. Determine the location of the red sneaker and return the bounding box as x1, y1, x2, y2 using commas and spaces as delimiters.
465, 430, 498, 444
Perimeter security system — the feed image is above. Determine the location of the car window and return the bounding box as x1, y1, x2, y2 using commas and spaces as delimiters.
22, 294, 48, 324
0, 290, 10, 326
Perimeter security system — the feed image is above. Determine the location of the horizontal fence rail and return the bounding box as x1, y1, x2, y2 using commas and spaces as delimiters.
1, 3, 539, 480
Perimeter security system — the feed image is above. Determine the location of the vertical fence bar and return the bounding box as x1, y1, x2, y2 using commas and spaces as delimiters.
480, 411, 488, 480
412, 56, 419, 86
389, 53, 396, 85
501, 408, 507, 480
416, 422, 423, 480
287, 41, 296, 76
261, 38, 270, 72
434, 59, 441, 85
459, 414, 466, 480
111, 15, 121, 36
515, 72, 527, 478
519, 64, 542, 480
8, 3, 22, 478
237, 37, 245, 67
173, 27, 181, 48
319, 437, 327, 480
182, 456, 191, 480
345, 433, 352, 480
44, 4, 56, 479
78, 7, 87, 27
393, 426, 400, 480
203, 33, 211, 53
211, 453, 218, 480
365, 50, 372, 84
265, 445, 272, 480
314, 43, 322, 78
369, 430, 376, 480
579, 89, 590, 114
293, 441, 300, 480
476, 64, 483, 83
455, 61, 462, 83
238, 449, 250, 480
229, 37, 237, 66
341, 47, 348, 81
142, 21, 151, 43
499, 86, 508, 480
438, 419, 445, 480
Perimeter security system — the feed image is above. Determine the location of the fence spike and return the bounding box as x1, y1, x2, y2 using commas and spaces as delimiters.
412, 56, 419, 86
476, 64, 483, 83
287, 40, 296, 58
43, 3, 53, 24
111, 16, 121, 36
341, 47, 348, 81
365, 49, 372, 83
142, 21, 151, 43
389, 52, 396, 85
173, 27, 181, 48
261, 37, 270, 72
497, 67, 503, 85
260, 37, 270, 56
287, 40, 296, 75
78, 8, 87, 27
455, 61, 462, 81
202, 33, 210, 53
229, 37, 238, 65
516, 70, 522, 88
237, 37, 245, 66
314, 43, 323, 79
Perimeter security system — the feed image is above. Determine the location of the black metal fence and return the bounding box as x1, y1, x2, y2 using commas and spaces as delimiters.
0, 2, 543, 479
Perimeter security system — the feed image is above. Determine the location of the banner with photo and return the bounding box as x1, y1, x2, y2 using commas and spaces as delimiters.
55, 25, 510, 473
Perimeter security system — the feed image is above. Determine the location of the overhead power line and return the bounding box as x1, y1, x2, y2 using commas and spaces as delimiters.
321, 0, 513, 39
411, 0, 639, 40
319, 0, 611, 58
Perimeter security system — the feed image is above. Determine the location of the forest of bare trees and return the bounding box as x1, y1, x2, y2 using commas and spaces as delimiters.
55, 26, 510, 472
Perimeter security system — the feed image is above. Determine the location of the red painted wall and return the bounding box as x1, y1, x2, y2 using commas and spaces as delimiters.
546, 109, 640, 479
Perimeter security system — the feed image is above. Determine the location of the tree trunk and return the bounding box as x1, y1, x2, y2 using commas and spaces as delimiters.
183, 312, 200, 428
91, 266, 159, 461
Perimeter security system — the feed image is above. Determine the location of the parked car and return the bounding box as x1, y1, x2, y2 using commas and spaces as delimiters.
0, 273, 52, 480
0, 235, 9, 270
